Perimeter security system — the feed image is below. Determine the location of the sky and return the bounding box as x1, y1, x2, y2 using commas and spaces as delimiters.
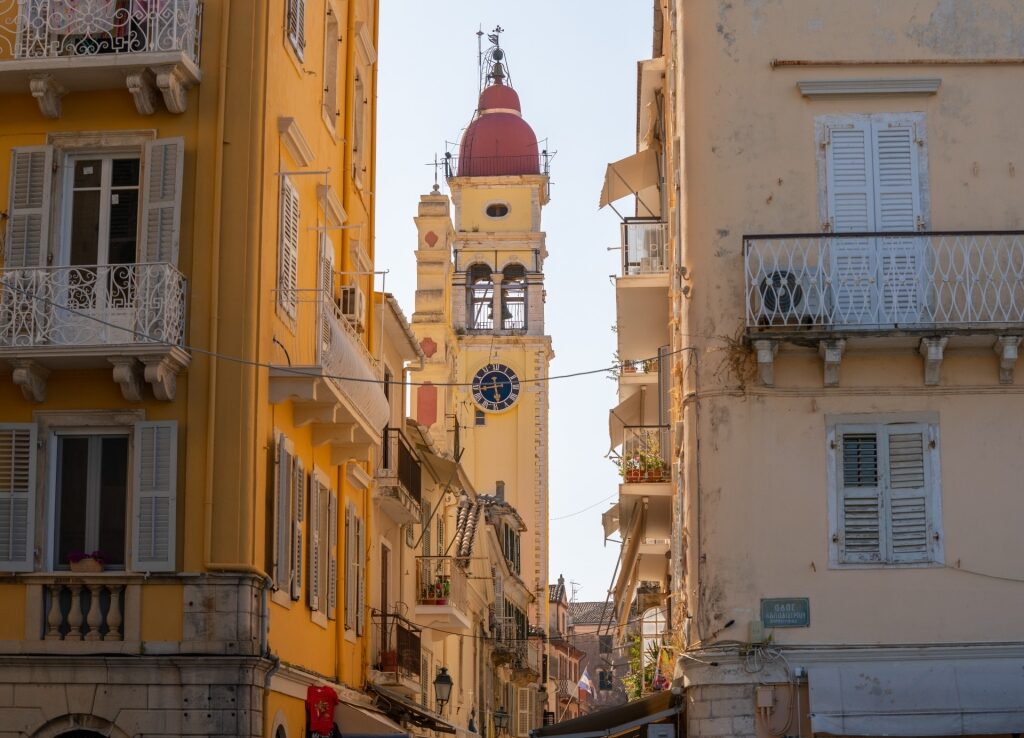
375, 2, 652, 603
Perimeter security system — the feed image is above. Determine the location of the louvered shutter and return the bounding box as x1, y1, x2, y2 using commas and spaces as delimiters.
308, 475, 321, 610
140, 138, 184, 264
873, 121, 924, 324
275, 434, 293, 591
515, 687, 531, 737
493, 568, 505, 636
328, 491, 338, 620
836, 426, 883, 563
345, 502, 356, 629
0, 424, 37, 572
278, 177, 300, 319
286, 0, 306, 59
291, 457, 304, 600
5, 146, 52, 269
319, 234, 335, 355
356, 513, 365, 635
885, 425, 935, 563
825, 122, 877, 325
131, 421, 177, 572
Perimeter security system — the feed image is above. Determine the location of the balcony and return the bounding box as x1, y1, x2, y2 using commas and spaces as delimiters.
616, 219, 669, 361
374, 427, 422, 524
619, 425, 669, 485
370, 612, 422, 696
0, 262, 189, 401
269, 289, 388, 459
621, 218, 668, 277
0, 0, 202, 118
744, 231, 1024, 385
414, 556, 471, 632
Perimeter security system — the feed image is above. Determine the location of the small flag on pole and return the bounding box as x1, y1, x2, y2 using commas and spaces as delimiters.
578, 668, 595, 695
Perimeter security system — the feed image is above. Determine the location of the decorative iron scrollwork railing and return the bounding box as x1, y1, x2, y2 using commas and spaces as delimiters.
0, 0, 202, 62
745, 231, 1024, 330
0, 262, 187, 348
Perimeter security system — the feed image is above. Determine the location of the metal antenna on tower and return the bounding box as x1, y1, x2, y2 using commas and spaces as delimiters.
476, 26, 484, 98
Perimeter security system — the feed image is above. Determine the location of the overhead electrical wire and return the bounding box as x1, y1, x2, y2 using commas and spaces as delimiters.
549, 493, 617, 521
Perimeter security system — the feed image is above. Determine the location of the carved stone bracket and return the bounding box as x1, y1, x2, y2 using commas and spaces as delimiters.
109, 357, 145, 402
752, 339, 778, 387
152, 64, 194, 114
993, 336, 1021, 385
11, 360, 49, 403
29, 75, 67, 119
919, 337, 948, 386
140, 353, 187, 401
126, 69, 160, 116
818, 339, 846, 387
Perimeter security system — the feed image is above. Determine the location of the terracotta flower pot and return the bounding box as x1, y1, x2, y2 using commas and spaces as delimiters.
70, 558, 103, 573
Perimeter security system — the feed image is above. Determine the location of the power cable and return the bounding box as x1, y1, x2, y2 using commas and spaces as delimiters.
549, 493, 617, 521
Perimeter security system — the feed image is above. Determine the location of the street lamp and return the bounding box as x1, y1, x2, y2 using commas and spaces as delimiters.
493, 706, 509, 736
434, 667, 454, 711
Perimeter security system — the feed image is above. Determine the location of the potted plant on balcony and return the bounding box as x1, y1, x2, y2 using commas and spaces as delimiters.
68, 550, 107, 573
642, 450, 667, 482
379, 650, 399, 673
617, 454, 644, 483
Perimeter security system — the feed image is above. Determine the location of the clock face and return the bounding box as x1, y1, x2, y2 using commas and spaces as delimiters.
472, 363, 521, 412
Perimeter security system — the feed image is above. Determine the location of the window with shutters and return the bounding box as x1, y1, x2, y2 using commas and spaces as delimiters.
308, 468, 335, 624
352, 70, 368, 187
322, 2, 341, 131
278, 176, 300, 320
828, 417, 943, 567
286, 0, 306, 60
344, 501, 365, 632
274, 433, 305, 602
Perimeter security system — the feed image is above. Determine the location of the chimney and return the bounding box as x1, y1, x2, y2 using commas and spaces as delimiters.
495, 481, 505, 501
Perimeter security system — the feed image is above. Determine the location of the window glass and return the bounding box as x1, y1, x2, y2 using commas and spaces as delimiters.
486, 203, 509, 218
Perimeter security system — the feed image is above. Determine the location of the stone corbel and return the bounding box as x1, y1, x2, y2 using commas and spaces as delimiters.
11, 360, 48, 403
919, 337, 948, 386
752, 339, 778, 387
818, 339, 846, 387
152, 64, 193, 114
126, 69, 160, 116
141, 354, 186, 401
109, 357, 144, 402
29, 75, 67, 119
993, 336, 1021, 385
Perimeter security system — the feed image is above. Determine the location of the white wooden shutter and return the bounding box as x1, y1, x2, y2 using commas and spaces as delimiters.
0, 424, 37, 572
886, 425, 935, 563
275, 433, 293, 591
825, 122, 877, 325
131, 421, 177, 572
291, 456, 304, 601
356, 513, 365, 635
278, 176, 300, 319
327, 490, 338, 620
286, 0, 306, 59
873, 121, 924, 324
836, 426, 883, 564
319, 234, 335, 354
515, 687, 531, 737
140, 138, 185, 264
5, 146, 52, 269
308, 475, 321, 610
345, 502, 356, 629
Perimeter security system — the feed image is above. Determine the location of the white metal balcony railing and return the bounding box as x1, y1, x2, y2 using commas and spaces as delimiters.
621, 425, 669, 483
42, 579, 126, 642
0, 263, 187, 348
621, 219, 667, 276
0, 0, 202, 62
415, 556, 468, 613
745, 232, 1024, 331
273, 288, 389, 432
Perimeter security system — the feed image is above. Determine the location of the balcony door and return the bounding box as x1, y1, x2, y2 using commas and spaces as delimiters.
823, 115, 926, 328
57, 154, 142, 344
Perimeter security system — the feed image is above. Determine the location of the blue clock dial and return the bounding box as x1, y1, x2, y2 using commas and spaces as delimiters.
471, 363, 521, 412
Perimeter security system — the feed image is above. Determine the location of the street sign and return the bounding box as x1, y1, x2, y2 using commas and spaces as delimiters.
761, 597, 810, 628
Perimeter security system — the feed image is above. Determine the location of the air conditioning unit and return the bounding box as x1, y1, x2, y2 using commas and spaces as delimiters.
339, 284, 367, 332
757, 267, 825, 325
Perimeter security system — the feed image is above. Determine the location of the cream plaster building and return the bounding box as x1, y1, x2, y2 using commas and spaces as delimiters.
602, 2, 1024, 736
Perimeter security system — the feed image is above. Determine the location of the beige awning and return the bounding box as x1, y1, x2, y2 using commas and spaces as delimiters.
334, 702, 408, 738
608, 388, 660, 451
602, 503, 621, 539
599, 148, 659, 209
612, 499, 647, 629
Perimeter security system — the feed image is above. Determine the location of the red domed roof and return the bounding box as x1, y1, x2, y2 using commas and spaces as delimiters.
458, 82, 539, 177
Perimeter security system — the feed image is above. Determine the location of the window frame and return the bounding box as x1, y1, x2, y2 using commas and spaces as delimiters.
826, 412, 943, 569
286, 0, 306, 61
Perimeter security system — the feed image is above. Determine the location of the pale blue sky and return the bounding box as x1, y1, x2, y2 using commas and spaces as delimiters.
375, 2, 651, 603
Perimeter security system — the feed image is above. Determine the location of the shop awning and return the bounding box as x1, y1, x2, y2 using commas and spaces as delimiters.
371, 685, 457, 734
808, 659, 1024, 736
531, 690, 682, 738
599, 148, 659, 209
334, 702, 408, 738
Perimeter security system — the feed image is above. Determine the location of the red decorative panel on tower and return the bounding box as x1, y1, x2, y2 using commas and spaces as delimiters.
417, 382, 438, 427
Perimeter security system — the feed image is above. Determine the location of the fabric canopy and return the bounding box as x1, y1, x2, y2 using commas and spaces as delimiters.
371, 685, 457, 734
531, 690, 681, 738
611, 500, 647, 631
599, 148, 659, 209
601, 503, 620, 539
608, 389, 659, 451
808, 659, 1024, 736
334, 702, 408, 738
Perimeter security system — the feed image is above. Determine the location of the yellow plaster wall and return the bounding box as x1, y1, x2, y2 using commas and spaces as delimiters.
0, 586, 25, 640
459, 186, 534, 233
139, 584, 184, 642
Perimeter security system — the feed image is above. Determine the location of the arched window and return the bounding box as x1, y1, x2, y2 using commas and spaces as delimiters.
501, 264, 527, 331
467, 264, 493, 330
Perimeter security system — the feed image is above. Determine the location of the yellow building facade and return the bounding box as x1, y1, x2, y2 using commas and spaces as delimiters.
0, 1, 395, 735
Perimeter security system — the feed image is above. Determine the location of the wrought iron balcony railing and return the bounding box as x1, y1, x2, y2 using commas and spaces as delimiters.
372, 611, 422, 681
0, 0, 202, 62
415, 556, 467, 612
745, 231, 1024, 331
621, 218, 668, 276
378, 427, 422, 505
0, 262, 186, 348
621, 425, 669, 483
